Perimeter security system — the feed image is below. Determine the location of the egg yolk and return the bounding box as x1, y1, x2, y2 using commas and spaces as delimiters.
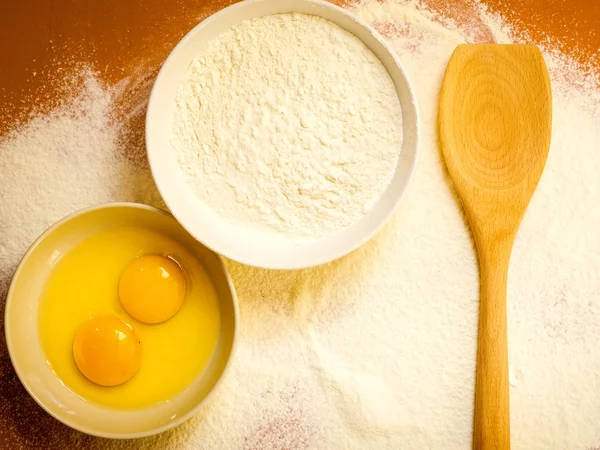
119, 255, 186, 324
73, 316, 141, 387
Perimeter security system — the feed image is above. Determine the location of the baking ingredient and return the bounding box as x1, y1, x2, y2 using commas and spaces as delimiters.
172, 13, 402, 241
38, 226, 220, 409
119, 254, 186, 324
0, 73, 164, 274
1, 0, 600, 448
72, 316, 142, 387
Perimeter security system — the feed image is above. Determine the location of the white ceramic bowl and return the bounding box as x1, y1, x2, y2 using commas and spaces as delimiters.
4, 203, 238, 439
146, 0, 419, 269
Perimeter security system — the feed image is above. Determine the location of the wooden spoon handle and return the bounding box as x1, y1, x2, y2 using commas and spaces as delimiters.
474, 240, 512, 450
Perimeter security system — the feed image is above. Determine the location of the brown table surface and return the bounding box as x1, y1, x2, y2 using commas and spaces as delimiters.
1, 0, 598, 448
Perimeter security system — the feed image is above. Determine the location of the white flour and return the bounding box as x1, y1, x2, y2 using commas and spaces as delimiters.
171, 13, 402, 240
1, 1, 600, 449
0, 74, 164, 299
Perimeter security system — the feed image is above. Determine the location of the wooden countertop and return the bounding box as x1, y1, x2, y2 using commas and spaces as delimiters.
1, 0, 598, 137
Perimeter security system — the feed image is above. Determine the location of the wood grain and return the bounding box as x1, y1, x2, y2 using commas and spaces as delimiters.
439, 44, 552, 449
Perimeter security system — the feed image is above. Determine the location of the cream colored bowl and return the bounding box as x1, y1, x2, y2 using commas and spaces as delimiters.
146, 0, 419, 269
4, 203, 238, 438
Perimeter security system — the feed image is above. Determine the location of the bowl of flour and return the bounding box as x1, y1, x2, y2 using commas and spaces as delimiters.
147, 0, 419, 269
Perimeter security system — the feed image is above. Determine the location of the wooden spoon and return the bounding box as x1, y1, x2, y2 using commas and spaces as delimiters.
438, 44, 552, 449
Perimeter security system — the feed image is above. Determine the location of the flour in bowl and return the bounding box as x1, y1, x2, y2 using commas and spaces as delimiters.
171, 13, 402, 240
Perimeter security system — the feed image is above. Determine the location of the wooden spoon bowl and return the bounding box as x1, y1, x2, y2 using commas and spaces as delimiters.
439, 44, 552, 449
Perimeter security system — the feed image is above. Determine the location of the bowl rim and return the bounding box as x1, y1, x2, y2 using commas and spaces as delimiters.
4, 202, 240, 439
146, 0, 420, 270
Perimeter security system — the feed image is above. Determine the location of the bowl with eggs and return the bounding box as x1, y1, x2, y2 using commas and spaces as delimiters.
146, 0, 419, 269
4, 203, 238, 438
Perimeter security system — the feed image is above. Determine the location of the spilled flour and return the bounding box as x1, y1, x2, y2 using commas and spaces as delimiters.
1, 1, 600, 449
0, 75, 164, 280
